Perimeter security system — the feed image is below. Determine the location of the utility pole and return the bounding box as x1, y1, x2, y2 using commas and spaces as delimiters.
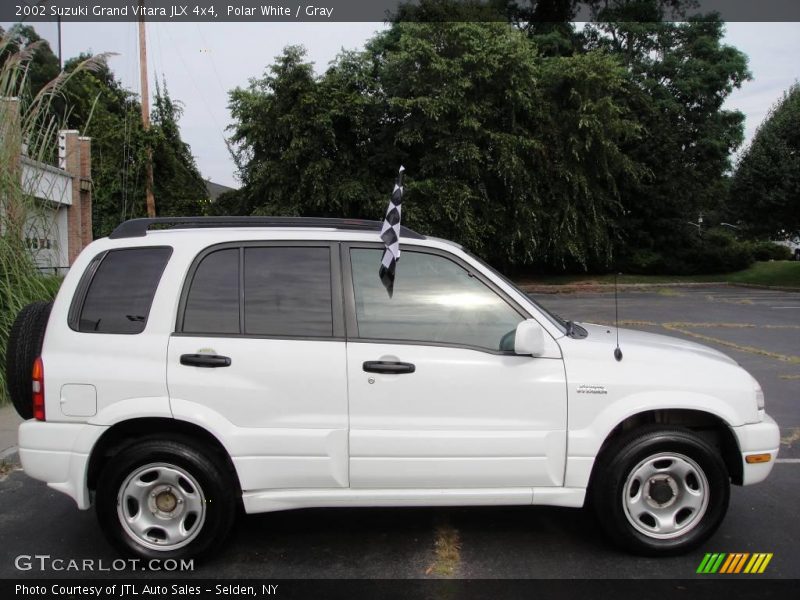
138, 0, 156, 218
56, 15, 62, 70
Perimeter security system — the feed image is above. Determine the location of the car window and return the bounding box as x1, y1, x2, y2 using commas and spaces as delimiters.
182, 246, 334, 337
183, 248, 240, 334
350, 248, 523, 351
78, 247, 171, 334
244, 247, 333, 336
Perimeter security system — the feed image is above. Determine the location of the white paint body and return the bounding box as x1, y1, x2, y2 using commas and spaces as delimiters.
18, 227, 780, 513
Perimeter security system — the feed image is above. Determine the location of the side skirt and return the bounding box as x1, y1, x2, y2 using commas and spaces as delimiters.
241, 487, 586, 513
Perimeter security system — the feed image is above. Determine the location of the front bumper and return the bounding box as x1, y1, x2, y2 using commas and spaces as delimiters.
18, 420, 108, 510
732, 413, 780, 485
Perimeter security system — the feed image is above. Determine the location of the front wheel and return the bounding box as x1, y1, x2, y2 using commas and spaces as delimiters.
96, 438, 237, 560
591, 427, 730, 556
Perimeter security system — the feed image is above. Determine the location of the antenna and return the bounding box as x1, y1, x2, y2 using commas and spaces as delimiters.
614, 272, 623, 362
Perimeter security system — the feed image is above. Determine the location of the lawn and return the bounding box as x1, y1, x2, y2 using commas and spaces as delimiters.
516, 261, 800, 289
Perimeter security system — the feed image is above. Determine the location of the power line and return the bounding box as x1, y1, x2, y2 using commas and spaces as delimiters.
160, 24, 233, 166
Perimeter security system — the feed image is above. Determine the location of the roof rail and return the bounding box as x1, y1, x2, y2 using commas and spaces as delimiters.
108, 216, 425, 240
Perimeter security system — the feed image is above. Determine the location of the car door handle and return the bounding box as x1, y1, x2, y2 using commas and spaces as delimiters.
362, 361, 416, 374
180, 354, 232, 368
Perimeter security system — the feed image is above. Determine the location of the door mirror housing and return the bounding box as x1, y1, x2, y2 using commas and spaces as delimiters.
514, 319, 546, 356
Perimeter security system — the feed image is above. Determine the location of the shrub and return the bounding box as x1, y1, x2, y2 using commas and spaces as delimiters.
617, 228, 754, 275
749, 241, 792, 262
0, 33, 102, 405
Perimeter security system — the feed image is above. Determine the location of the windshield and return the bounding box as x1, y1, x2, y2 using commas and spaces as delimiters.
463, 250, 568, 334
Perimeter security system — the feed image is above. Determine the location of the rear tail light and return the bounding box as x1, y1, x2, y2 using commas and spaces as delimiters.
32, 356, 45, 421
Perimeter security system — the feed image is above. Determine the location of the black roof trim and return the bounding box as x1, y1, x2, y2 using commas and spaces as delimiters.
108, 217, 425, 240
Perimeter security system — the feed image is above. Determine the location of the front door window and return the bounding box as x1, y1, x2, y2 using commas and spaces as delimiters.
350, 248, 523, 352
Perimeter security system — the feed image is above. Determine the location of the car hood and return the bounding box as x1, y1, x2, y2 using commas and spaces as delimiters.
577, 322, 738, 366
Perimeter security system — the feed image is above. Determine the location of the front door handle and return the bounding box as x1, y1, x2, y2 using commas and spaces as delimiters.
362, 360, 416, 374
180, 354, 232, 368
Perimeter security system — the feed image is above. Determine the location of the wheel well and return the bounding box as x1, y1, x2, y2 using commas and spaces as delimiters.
87, 418, 241, 493
593, 409, 743, 485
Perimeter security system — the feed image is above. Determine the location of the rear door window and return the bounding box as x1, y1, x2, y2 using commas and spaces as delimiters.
182, 248, 240, 335
244, 247, 333, 337
180, 245, 334, 338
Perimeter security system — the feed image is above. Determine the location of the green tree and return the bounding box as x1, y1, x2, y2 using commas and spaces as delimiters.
220, 46, 335, 217
2, 25, 209, 237
585, 10, 750, 271
60, 61, 208, 235
151, 79, 208, 217
227, 23, 641, 269
60, 54, 150, 236
729, 84, 800, 238
0, 24, 60, 96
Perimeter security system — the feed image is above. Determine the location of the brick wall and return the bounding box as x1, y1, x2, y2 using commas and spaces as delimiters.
60, 131, 93, 264
78, 136, 93, 249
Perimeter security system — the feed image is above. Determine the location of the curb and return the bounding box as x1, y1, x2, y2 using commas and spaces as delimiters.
729, 283, 800, 293
0, 446, 18, 461
519, 281, 728, 294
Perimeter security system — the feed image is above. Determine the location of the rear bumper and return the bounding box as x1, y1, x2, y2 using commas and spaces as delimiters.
18, 420, 108, 510
732, 413, 780, 485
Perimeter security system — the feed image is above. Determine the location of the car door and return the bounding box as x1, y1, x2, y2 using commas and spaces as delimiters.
167, 242, 349, 491
343, 244, 567, 489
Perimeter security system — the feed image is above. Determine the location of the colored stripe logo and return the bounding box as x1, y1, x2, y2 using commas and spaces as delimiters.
696, 553, 773, 574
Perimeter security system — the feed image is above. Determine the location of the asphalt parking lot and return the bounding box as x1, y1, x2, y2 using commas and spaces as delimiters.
0, 284, 797, 579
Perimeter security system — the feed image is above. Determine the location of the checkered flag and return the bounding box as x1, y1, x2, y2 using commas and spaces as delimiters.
379, 166, 405, 296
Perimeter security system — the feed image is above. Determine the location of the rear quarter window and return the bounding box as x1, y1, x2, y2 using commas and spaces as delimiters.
70, 247, 172, 334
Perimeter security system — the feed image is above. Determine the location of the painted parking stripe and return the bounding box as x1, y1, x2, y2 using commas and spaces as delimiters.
776, 458, 800, 463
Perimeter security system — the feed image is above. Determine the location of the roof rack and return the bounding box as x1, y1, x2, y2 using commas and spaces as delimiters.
108, 216, 425, 240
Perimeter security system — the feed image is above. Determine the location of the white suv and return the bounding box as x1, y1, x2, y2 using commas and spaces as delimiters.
9, 217, 779, 559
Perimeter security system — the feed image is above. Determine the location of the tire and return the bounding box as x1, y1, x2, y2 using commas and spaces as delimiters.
590, 426, 729, 556
96, 437, 237, 560
5, 301, 53, 420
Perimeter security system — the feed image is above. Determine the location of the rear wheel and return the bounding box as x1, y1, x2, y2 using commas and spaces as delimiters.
96, 438, 237, 560
591, 427, 729, 555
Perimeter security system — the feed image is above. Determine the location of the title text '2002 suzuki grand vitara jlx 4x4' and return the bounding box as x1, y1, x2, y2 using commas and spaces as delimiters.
6, 217, 779, 560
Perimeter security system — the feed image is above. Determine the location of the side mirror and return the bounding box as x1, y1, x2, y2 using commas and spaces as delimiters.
514, 319, 546, 356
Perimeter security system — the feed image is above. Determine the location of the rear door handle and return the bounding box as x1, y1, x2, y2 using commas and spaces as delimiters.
362, 361, 416, 374
180, 354, 231, 368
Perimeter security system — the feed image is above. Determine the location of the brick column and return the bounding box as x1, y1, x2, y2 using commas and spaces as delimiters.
59, 130, 83, 264
78, 136, 93, 248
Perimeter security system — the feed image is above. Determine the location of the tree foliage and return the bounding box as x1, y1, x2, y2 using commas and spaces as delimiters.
0, 31, 101, 405
729, 84, 800, 238
60, 61, 209, 236
151, 79, 209, 218
60, 53, 150, 236
0, 25, 60, 96
223, 2, 753, 273
225, 23, 642, 270
1, 27, 208, 238
585, 13, 750, 272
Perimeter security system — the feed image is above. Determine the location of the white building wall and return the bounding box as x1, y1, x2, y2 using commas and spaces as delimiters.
20, 158, 73, 271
